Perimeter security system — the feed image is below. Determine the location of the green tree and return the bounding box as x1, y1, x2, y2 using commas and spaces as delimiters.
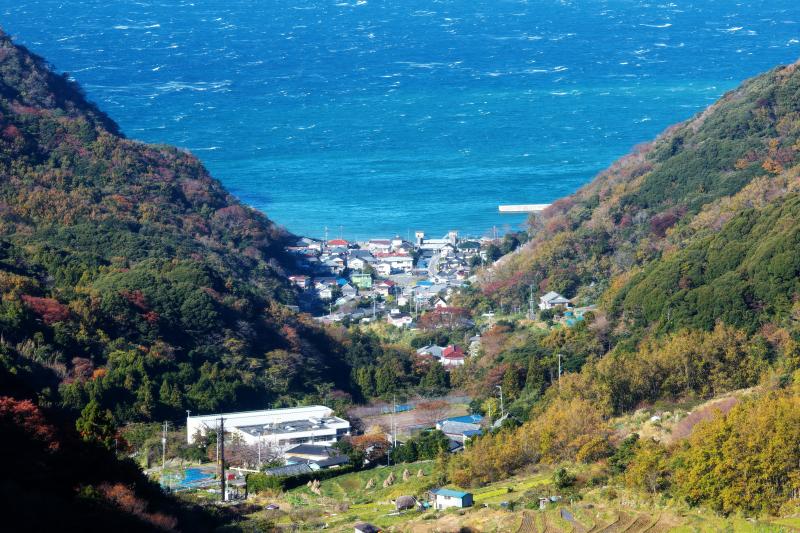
354, 366, 376, 398
76, 399, 116, 449
625, 439, 670, 495
502, 366, 520, 401
421, 362, 448, 392
375, 364, 398, 396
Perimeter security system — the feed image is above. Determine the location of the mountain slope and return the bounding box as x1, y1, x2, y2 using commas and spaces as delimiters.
0, 29, 352, 424
486, 59, 800, 332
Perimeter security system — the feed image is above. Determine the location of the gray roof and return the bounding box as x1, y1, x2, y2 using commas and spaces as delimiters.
541, 291, 569, 303
264, 463, 313, 477
314, 455, 350, 468
236, 416, 344, 437
349, 249, 376, 260
285, 444, 337, 457
439, 420, 482, 435
417, 345, 444, 358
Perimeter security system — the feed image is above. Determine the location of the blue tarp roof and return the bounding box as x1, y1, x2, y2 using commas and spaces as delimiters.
432, 488, 471, 499
462, 429, 483, 437
445, 414, 483, 425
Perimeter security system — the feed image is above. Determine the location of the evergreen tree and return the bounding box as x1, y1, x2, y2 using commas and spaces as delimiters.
421, 362, 448, 392
76, 399, 116, 449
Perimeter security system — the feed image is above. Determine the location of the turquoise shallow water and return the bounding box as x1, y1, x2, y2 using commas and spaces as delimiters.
4, 0, 800, 239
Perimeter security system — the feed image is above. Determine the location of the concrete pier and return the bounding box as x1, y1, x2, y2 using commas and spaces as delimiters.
498, 204, 551, 213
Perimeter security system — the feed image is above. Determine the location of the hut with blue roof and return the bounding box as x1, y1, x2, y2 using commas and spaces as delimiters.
430, 487, 473, 509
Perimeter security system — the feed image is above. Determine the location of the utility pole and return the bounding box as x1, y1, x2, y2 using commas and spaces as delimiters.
496, 385, 505, 420
393, 394, 397, 450
528, 285, 535, 320
324, 226, 329, 243
558, 353, 563, 389
162, 421, 168, 471
217, 417, 226, 501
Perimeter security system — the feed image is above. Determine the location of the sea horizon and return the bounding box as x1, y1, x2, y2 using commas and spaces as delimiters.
4, 0, 800, 240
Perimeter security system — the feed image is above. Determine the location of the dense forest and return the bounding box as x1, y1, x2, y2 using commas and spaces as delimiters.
0, 29, 367, 430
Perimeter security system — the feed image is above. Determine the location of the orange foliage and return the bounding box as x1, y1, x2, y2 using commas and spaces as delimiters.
98, 483, 178, 531
0, 396, 59, 451
20, 294, 70, 324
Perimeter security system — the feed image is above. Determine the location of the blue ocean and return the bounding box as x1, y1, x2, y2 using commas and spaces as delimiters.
3, 0, 799, 239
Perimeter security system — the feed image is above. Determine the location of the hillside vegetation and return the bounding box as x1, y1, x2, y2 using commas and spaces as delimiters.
436, 58, 800, 523
0, 29, 357, 428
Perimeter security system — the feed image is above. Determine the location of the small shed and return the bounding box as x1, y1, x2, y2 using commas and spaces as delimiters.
430, 487, 473, 509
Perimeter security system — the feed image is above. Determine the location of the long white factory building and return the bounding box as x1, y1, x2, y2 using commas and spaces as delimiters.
186, 405, 350, 451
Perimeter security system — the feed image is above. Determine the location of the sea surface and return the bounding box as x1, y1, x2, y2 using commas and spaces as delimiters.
4, 0, 799, 239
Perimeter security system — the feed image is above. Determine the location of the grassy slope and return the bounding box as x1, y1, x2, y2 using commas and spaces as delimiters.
243, 460, 800, 532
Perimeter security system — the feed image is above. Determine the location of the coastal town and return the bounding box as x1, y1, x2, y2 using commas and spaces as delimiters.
286, 230, 488, 327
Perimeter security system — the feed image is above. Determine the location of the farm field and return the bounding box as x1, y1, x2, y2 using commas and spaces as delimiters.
239, 464, 800, 532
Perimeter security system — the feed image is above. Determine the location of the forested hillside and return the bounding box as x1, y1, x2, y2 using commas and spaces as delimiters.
0, 29, 354, 427
486, 59, 800, 319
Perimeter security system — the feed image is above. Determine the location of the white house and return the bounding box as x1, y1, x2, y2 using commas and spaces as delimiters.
441, 345, 466, 367
288, 275, 310, 289
430, 488, 473, 509
539, 291, 572, 310
366, 239, 392, 253
348, 257, 369, 271
374, 263, 392, 277
387, 309, 413, 328
433, 297, 449, 309
378, 255, 414, 273
185, 406, 351, 453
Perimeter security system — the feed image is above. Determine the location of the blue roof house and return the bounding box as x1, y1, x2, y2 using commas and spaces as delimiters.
430, 488, 473, 509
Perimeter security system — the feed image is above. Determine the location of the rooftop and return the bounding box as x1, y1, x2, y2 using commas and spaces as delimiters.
431, 488, 471, 499
444, 414, 483, 425
284, 444, 338, 457
236, 416, 347, 437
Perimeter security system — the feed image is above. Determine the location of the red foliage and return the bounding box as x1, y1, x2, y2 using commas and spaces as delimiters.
2, 123, 20, 139
280, 324, 302, 352
120, 289, 148, 311
649, 209, 682, 237
0, 396, 59, 451
213, 205, 250, 227
98, 483, 177, 531
418, 307, 470, 330
20, 294, 70, 324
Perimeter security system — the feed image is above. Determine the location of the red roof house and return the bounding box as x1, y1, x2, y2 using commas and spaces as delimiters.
441, 345, 466, 367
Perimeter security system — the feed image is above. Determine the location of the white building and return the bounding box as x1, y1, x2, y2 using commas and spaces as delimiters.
415, 231, 459, 251
186, 406, 350, 452
539, 291, 572, 310
387, 309, 413, 328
